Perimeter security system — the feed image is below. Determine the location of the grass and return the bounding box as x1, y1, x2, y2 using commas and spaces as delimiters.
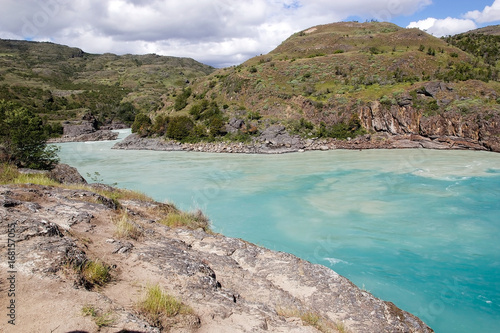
81, 305, 115, 328
114, 212, 143, 240
158, 210, 211, 232
0, 163, 59, 186
80, 260, 111, 288
137, 284, 192, 328
276, 306, 350, 333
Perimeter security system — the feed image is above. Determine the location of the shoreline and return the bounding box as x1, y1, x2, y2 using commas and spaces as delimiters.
47, 129, 119, 143
112, 132, 491, 154
0, 179, 434, 332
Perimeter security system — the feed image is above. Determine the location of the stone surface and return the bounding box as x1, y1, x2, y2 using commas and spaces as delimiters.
48, 112, 119, 143
0, 183, 434, 332
49, 163, 88, 184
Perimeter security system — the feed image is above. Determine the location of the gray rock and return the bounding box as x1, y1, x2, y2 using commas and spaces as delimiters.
226, 118, 245, 133
49, 163, 87, 184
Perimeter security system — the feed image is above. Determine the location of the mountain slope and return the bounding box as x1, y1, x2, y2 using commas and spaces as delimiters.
149, 22, 500, 151
0, 39, 214, 131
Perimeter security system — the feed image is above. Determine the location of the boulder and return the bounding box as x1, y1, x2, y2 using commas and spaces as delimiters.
226, 118, 245, 133
49, 163, 87, 184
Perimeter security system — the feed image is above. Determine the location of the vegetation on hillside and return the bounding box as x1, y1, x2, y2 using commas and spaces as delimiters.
0, 100, 59, 169
0, 39, 214, 133
445, 27, 500, 67
2, 22, 500, 145
134, 22, 499, 143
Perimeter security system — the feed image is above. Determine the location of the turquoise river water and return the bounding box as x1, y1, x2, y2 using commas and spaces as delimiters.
55, 130, 500, 333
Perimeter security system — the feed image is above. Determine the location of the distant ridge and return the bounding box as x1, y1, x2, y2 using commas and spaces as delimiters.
462, 24, 500, 36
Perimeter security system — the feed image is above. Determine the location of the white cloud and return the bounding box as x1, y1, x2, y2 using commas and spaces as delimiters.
407, 17, 477, 37
464, 0, 500, 23
0, 0, 434, 67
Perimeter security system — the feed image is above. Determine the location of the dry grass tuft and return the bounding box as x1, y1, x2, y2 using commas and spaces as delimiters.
276, 305, 350, 333
114, 211, 143, 240
80, 260, 111, 288
137, 284, 192, 328
81, 305, 115, 328
158, 210, 211, 232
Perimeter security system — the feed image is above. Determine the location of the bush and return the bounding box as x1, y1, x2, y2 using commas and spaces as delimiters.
247, 111, 262, 120
152, 114, 170, 135
316, 114, 365, 140
0, 100, 59, 169
131, 113, 152, 137
166, 116, 195, 141
115, 102, 137, 125
174, 87, 192, 111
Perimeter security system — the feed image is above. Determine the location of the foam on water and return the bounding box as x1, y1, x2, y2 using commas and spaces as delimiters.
54, 133, 500, 333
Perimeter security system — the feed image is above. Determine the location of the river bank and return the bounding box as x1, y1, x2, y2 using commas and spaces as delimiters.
113, 131, 488, 154
0, 176, 434, 332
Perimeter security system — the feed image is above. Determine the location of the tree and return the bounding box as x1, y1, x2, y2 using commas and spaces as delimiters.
0, 100, 59, 169
131, 113, 152, 137
166, 116, 194, 141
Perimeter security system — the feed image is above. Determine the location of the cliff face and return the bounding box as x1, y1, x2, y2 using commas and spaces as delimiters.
0, 182, 433, 333
359, 82, 500, 152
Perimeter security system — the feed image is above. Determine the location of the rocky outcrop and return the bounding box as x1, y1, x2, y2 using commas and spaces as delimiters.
48, 130, 118, 143
359, 81, 500, 152
0, 182, 434, 333
114, 133, 183, 151
48, 112, 119, 143
49, 163, 88, 184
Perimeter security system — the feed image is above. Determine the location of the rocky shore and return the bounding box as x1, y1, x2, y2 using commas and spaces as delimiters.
113, 128, 488, 155
0, 170, 433, 332
48, 129, 119, 143
47, 112, 125, 143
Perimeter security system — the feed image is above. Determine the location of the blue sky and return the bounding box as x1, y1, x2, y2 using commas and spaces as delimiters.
0, 0, 499, 67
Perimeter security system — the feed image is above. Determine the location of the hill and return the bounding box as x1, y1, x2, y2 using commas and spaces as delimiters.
138, 21, 499, 152
445, 25, 500, 66
0, 39, 214, 135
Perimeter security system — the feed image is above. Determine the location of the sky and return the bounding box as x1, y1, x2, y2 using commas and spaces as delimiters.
0, 0, 499, 68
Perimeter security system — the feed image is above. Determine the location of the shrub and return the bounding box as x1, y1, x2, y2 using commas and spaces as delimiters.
166, 116, 195, 141
131, 113, 152, 137
247, 111, 262, 120
115, 102, 137, 125
151, 114, 170, 135
174, 87, 192, 111
0, 100, 59, 170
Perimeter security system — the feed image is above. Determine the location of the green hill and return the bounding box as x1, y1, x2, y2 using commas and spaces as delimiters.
0, 39, 214, 135
445, 25, 500, 66
147, 22, 498, 145
1, 22, 499, 151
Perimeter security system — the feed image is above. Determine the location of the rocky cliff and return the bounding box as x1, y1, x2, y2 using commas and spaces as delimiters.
358, 82, 500, 152
0, 178, 433, 332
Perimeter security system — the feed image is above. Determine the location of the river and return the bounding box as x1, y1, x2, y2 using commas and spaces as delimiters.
55, 129, 500, 333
